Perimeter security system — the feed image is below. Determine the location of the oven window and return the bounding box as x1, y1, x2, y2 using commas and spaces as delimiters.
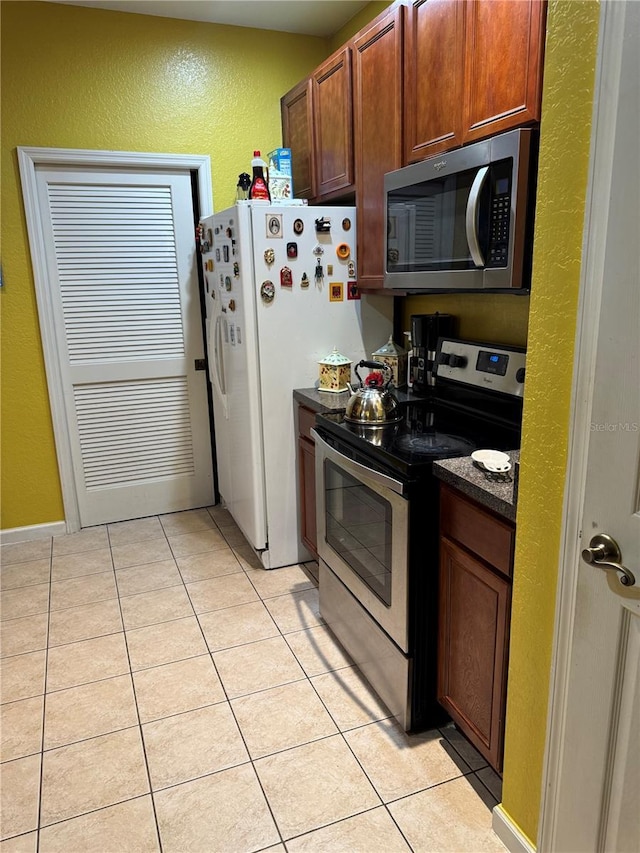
324, 460, 393, 606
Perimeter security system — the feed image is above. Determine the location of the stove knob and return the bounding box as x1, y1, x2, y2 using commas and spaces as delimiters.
516, 367, 526, 384
449, 354, 468, 368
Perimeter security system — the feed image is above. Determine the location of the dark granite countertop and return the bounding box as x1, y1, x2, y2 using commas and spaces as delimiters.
293, 386, 428, 415
433, 450, 520, 523
293, 388, 351, 414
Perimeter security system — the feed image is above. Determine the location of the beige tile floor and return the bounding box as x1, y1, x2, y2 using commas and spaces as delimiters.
0, 507, 505, 852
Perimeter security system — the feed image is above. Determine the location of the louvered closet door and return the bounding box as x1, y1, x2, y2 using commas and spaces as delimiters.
35, 167, 213, 526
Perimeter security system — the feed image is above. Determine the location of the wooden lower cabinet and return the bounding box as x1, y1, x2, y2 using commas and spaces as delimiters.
297, 405, 318, 569
437, 487, 513, 772
298, 434, 317, 560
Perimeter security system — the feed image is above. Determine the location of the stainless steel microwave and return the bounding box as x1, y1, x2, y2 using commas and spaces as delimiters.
383, 128, 537, 292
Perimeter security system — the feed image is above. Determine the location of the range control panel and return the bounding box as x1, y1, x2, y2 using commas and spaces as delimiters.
436, 338, 526, 397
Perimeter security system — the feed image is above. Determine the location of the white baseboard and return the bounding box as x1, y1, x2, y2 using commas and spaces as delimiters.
1, 521, 67, 544
492, 804, 536, 853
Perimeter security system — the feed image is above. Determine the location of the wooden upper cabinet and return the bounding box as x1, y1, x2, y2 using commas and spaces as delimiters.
463, 0, 546, 143
404, 0, 465, 162
281, 78, 315, 200
312, 47, 354, 199
353, 6, 404, 289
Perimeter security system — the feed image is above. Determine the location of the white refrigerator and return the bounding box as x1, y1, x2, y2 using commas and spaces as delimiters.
201, 202, 392, 569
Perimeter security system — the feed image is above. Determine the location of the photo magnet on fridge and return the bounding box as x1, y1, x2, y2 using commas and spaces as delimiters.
329, 282, 344, 302
266, 214, 283, 238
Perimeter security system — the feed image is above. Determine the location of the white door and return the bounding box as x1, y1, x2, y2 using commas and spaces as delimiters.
540, 3, 640, 850
34, 166, 213, 526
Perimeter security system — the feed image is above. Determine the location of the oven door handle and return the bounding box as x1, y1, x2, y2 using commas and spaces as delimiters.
311, 428, 407, 497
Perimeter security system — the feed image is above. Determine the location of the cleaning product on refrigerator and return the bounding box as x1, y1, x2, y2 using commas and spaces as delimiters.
249, 151, 270, 201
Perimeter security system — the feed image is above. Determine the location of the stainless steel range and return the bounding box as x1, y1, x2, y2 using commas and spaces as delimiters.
313, 338, 525, 732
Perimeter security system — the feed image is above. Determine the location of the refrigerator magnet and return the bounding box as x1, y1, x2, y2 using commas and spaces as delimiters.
329, 282, 344, 302
280, 266, 293, 287
266, 214, 283, 238
223, 245, 229, 262
233, 262, 239, 277
336, 243, 350, 260
215, 248, 221, 262
300, 272, 310, 288
225, 276, 232, 291
293, 218, 304, 235
286, 242, 298, 259
347, 282, 360, 300
260, 280, 275, 303
342, 217, 352, 231
348, 260, 356, 278
264, 248, 275, 267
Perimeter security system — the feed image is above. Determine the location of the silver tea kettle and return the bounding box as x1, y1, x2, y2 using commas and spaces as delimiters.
344, 361, 402, 425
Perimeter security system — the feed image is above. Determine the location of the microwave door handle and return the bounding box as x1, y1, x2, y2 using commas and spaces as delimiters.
465, 165, 489, 268
311, 428, 406, 497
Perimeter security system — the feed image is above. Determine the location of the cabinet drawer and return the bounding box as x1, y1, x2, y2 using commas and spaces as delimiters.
298, 405, 316, 441
440, 485, 514, 577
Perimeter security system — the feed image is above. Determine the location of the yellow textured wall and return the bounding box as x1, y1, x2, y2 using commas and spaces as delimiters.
402, 294, 530, 347
501, 0, 600, 844
0, 0, 327, 530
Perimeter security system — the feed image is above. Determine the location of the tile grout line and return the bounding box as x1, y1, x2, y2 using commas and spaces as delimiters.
277, 587, 480, 851
108, 518, 165, 853
165, 518, 288, 851
158, 513, 290, 847
35, 533, 54, 853
219, 553, 392, 847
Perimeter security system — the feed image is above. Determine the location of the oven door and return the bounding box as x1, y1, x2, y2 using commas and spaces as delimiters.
312, 428, 409, 653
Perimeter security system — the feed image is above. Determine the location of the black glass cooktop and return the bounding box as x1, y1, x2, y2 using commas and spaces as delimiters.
315, 397, 520, 479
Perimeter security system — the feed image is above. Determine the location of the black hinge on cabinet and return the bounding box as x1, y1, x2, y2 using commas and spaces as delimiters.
194, 358, 207, 371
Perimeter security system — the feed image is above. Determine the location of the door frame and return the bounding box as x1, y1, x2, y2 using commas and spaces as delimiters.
17, 147, 214, 533
537, 1, 627, 847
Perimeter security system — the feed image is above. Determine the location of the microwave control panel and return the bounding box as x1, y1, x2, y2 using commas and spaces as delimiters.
487, 162, 513, 268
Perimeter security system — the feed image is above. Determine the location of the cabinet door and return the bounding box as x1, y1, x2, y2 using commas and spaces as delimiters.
281, 78, 315, 200
463, 0, 546, 143
404, 0, 465, 162
312, 47, 354, 199
438, 536, 511, 771
353, 7, 404, 290
298, 435, 317, 558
